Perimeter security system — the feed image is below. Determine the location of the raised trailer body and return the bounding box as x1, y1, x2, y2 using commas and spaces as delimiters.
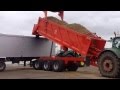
33, 17, 106, 63
31, 17, 106, 72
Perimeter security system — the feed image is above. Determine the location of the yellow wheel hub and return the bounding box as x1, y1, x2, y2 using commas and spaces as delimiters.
80, 62, 84, 66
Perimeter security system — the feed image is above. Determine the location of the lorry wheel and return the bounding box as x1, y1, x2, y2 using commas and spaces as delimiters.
98, 51, 120, 78
33, 60, 43, 70
0, 61, 6, 72
67, 62, 79, 71
52, 60, 65, 72
43, 60, 52, 71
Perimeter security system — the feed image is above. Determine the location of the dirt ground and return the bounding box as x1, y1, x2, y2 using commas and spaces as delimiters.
0, 63, 110, 79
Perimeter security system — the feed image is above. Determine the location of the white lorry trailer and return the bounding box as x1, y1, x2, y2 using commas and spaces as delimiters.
0, 33, 55, 71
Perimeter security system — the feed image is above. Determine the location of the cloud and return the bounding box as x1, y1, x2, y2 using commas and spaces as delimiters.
64, 11, 120, 39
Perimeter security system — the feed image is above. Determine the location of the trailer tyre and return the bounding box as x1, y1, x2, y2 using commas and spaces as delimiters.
0, 61, 6, 72
67, 62, 79, 71
43, 60, 53, 71
52, 60, 65, 72
33, 60, 43, 70
98, 51, 120, 78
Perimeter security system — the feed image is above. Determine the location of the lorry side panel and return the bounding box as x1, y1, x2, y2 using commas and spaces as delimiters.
0, 34, 55, 57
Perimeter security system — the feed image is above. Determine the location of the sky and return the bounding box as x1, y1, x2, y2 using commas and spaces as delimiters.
0, 11, 120, 47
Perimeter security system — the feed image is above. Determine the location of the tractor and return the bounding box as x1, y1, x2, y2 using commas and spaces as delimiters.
98, 32, 120, 78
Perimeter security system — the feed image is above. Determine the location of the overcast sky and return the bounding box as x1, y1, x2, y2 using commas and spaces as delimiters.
0, 11, 120, 41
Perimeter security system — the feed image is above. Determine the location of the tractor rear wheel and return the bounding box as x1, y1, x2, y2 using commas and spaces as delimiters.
98, 51, 120, 78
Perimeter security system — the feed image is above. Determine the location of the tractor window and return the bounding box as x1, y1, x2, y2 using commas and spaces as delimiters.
113, 37, 120, 48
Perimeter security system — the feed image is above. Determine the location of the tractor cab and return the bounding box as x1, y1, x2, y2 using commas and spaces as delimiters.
110, 32, 120, 49
112, 37, 120, 49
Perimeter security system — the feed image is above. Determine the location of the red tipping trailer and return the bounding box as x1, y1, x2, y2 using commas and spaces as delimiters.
32, 17, 106, 72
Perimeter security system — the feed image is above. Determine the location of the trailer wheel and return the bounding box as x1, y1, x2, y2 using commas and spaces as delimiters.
33, 60, 43, 70
52, 60, 65, 72
43, 60, 53, 71
98, 51, 120, 78
67, 62, 79, 71
0, 61, 6, 72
